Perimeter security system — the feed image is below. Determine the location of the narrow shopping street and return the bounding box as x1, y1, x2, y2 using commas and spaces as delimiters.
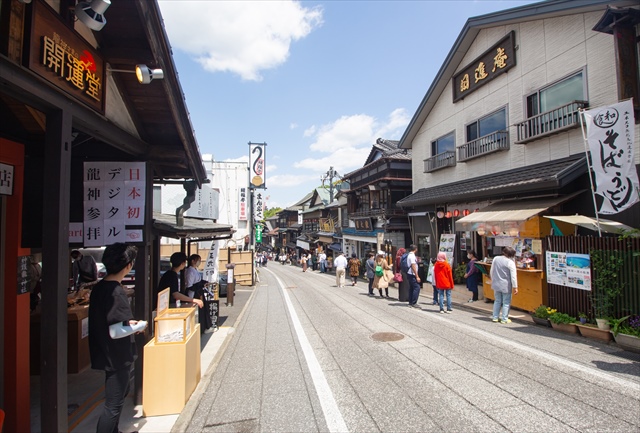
180, 265, 640, 433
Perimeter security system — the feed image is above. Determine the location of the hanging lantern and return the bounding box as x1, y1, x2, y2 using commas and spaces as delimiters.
445, 211, 452, 218
463, 209, 470, 216
453, 209, 460, 217
436, 211, 444, 218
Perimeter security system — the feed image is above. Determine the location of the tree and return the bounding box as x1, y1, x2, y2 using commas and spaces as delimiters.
264, 207, 282, 219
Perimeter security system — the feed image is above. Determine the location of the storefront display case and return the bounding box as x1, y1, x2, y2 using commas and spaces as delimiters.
143, 289, 201, 416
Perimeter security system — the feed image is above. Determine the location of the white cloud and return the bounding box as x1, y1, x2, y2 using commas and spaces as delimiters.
224, 155, 249, 163
294, 109, 411, 173
303, 125, 316, 137
158, 1, 323, 81
267, 173, 317, 188
290, 123, 298, 130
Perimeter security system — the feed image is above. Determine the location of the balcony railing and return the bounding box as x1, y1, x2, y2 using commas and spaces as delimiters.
516, 100, 587, 144
350, 208, 406, 218
458, 130, 509, 162
424, 150, 456, 173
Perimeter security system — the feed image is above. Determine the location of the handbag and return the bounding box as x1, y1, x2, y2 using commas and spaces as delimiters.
394, 272, 403, 283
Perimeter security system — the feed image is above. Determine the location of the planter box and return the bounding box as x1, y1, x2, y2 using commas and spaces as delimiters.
613, 333, 640, 353
550, 322, 579, 334
532, 316, 551, 327
577, 324, 613, 342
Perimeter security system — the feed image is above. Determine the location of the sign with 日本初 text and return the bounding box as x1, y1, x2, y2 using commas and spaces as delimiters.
83, 162, 146, 246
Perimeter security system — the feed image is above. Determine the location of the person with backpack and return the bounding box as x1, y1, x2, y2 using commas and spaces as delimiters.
395, 248, 409, 302
364, 252, 376, 296
404, 244, 422, 307
434, 252, 454, 313
373, 251, 391, 298
348, 253, 361, 286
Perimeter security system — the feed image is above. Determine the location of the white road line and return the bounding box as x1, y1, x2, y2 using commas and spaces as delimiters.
270, 271, 349, 433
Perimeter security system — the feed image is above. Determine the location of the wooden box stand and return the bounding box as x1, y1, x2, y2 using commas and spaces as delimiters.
478, 263, 546, 313
142, 288, 201, 416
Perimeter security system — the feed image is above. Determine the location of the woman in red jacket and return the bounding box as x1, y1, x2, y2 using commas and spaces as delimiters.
433, 252, 454, 313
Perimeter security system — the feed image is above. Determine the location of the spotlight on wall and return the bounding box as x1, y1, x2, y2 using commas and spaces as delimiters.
135, 64, 164, 84
108, 64, 164, 85
75, 0, 110, 31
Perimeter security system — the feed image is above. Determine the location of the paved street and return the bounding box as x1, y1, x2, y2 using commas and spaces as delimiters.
182, 264, 640, 433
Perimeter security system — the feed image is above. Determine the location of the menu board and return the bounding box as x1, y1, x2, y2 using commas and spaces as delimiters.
546, 251, 591, 291
438, 234, 457, 264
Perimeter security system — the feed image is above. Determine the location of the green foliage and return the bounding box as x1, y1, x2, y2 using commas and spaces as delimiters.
532, 305, 555, 319
589, 250, 625, 318
548, 312, 577, 325
263, 207, 282, 219
454, 263, 466, 284
609, 315, 640, 337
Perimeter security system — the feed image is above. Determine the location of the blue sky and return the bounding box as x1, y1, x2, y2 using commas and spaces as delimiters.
157, 0, 537, 210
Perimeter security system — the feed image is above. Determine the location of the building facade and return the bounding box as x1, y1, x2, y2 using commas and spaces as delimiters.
398, 0, 640, 263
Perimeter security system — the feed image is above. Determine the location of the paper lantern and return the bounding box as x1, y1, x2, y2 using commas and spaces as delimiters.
453, 209, 460, 217
436, 211, 444, 218
445, 211, 452, 218
463, 209, 470, 216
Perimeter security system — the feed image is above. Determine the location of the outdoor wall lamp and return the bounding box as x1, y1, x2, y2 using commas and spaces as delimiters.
108, 64, 164, 84
75, 0, 110, 31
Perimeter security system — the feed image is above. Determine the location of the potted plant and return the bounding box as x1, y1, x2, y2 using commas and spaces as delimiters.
548, 312, 579, 334
576, 317, 613, 343
590, 250, 625, 330
531, 305, 554, 327
578, 312, 588, 325
610, 315, 640, 353
453, 262, 466, 284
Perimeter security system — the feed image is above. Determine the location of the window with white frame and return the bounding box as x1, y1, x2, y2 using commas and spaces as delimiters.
466, 108, 507, 141
526, 70, 585, 117
431, 131, 455, 156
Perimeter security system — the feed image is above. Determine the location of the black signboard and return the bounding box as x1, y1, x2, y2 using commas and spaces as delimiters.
207, 299, 220, 328
452, 31, 516, 102
17, 256, 30, 295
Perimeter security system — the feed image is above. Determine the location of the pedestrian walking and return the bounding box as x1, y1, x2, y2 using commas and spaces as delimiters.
333, 252, 348, 287
427, 258, 437, 305
348, 253, 360, 286
490, 246, 518, 323
395, 247, 410, 302
301, 254, 308, 272
319, 251, 327, 273
406, 244, 422, 307
373, 251, 391, 298
434, 252, 454, 313
464, 250, 481, 302
364, 252, 375, 296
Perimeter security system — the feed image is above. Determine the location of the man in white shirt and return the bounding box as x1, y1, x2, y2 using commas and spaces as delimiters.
406, 244, 422, 307
333, 252, 348, 287
319, 251, 327, 273
490, 246, 518, 323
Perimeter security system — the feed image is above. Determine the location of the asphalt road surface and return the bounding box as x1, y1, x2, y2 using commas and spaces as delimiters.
184, 264, 640, 432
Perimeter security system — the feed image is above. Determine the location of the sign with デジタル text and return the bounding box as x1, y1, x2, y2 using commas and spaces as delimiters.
83, 162, 146, 246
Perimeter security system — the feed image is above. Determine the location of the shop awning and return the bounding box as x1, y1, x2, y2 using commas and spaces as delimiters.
153, 212, 235, 240
456, 194, 580, 232
328, 242, 343, 252
543, 215, 635, 235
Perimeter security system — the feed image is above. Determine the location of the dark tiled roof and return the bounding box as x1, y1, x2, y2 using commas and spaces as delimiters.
398, 154, 586, 207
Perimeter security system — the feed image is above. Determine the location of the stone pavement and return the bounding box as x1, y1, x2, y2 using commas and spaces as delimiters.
177, 266, 639, 432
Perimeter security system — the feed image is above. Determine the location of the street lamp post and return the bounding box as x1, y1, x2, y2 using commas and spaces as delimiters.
321, 166, 340, 203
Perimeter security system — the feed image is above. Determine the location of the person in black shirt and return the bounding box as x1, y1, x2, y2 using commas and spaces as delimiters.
153, 252, 203, 310
89, 243, 146, 433
71, 250, 98, 289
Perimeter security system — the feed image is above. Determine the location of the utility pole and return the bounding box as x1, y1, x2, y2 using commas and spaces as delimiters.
321, 166, 340, 203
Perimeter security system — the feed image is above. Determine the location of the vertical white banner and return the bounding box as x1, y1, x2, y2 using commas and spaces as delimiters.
249, 142, 266, 189
253, 190, 264, 221
583, 99, 639, 214
239, 187, 247, 221
203, 240, 220, 283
